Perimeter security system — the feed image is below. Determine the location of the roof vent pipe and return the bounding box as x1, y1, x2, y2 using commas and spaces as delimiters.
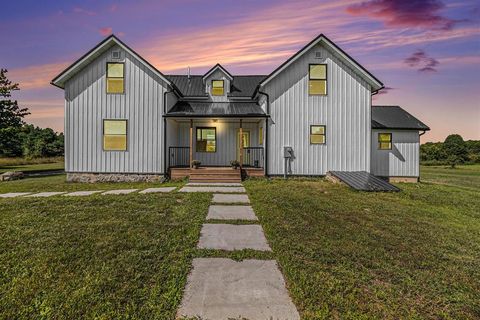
187, 66, 191, 80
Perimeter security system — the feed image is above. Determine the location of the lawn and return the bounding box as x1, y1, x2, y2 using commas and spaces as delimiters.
420, 164, 480, 191
1, 167, 479, 319
0, 157, 64, 174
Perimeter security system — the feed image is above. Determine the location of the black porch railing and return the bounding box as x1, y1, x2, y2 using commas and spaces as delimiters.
243, 147, 264, 168
169, 147, 190, 168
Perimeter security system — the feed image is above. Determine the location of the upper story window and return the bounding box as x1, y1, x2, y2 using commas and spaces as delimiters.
103, 119, 127, 151
211, 80, 224, 96
378, 133, 392, 150
310, 125, 326, 144
196, 127, 216, 152
309, 64, 327, 95
106, 62, 124, 94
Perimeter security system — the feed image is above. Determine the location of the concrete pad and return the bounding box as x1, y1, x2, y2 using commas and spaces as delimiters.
0, 192, 32, 198
177, 258, 300, 320
179, 186, 246, 193
139, 187, 176, 194
25, 192, 66, 198
212, 193, 250, 204
63, 190, 104, 197
186, 182, 243, 187
198, 224, 271, 251
101, 189, 138, 195
207, 205, 258, 221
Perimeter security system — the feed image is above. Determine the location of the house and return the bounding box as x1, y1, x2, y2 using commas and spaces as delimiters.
51, 34, 429, 184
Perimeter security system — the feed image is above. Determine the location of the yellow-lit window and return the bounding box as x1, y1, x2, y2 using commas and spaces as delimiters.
259, 127, 263, 145
309, 64, 327, 95
106, 63, 124, 94
310, 125, 326, 144
104, 120, 127, 151
211, 80, 224, 96
196, 127, 216, 152
378, 133, 392, 150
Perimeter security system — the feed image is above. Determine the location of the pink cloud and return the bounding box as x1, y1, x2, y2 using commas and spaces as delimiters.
99, 27, 113, 36
404, 50, 439, 73
8, 62, 69, 90
346, 0, 457, 30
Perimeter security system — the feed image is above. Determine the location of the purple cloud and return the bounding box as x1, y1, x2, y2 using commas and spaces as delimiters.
404, 50, 439, 73
346, 0, 457, 30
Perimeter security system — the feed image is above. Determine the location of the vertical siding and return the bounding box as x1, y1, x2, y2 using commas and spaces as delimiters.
371, 130, 420, 177
174, 120, 261, 166
264, 44, 371, 175
64, 44, 169, 174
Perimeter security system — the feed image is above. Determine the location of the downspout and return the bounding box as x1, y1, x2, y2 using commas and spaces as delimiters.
419, 130, 426, 136
163, 89, 175, 179
257, 90, 270, 176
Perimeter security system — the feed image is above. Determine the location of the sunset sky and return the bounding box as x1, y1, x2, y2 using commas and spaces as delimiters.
2, 0, 479, 142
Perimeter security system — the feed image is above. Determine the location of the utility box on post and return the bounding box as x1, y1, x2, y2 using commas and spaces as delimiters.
283, 146, 293, 179
283, 146, 293, 159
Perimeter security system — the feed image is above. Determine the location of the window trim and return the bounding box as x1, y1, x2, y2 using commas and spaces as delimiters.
310, 125, 326, 145
211, 80, 224, 96
106, 62, 125, 94
378, 132, 392, 150
103, 119, 128, 151
308, 63, 327, 96
196, 127, 217, 153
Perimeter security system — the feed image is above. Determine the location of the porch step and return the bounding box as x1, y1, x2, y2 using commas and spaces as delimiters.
189, 167, 242, 183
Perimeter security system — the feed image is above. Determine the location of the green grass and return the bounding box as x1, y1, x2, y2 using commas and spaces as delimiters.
0, 157, 64, 173
420, 164, 480, 191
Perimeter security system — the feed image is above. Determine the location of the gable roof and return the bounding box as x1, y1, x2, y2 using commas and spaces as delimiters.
202, 63, 233, 80
372, 106, 430, 131
166, 75, 266, 97
51, 35, 172, 89
259, 34, 383, 92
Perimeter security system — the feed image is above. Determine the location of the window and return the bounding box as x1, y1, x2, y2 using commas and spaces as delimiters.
211, 80, 224, 96
196, 127, 216, 152
309, 64, 327, 95
104, 120, 127, 151
310, 125, 326, 144
106, 62, 124, 94
378, 133, 392, 150
259, 127, 263, 145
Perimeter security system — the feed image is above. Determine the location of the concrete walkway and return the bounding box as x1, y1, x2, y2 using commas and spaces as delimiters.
0, 187, 177, 198
177, 183, 300, 319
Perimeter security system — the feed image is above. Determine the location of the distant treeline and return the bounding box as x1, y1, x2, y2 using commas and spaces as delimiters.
421, 134, 480, 167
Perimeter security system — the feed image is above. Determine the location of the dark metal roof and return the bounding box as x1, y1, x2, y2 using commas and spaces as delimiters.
372, 106, 430, 131
166, 75, 266, 97
329, 171, 400, 192
165, 101, 267, 117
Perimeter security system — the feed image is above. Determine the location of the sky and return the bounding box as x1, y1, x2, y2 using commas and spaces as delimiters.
1, 0, 479, 143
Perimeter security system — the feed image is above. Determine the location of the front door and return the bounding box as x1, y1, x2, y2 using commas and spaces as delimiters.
236, 130, 250, 163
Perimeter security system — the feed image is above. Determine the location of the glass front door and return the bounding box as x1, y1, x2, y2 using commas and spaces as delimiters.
237, 130, 250, 162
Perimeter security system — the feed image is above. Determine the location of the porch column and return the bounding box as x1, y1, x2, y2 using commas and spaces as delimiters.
239, 119, 243, 169
189, 119, 193, 169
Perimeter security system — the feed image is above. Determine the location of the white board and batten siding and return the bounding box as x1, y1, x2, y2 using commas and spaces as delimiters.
64, 44, 170, 174
263, 43, 371, 175
371, 130, 420, 177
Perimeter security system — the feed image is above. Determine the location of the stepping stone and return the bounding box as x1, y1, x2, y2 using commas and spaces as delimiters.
207, 205, 258, 220
102, 189, 138, 195
212, 193, 250, 203
186, 182, 243, 187
179, 186, 246, 193
25, 192, 66, 198
0, 192, 32, 198
198, 224, 271, 251
64, 190, 104, 197
139, 187, 176, 194
177, 258, 300, 320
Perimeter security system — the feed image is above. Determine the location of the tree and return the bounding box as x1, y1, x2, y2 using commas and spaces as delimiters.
443, 134, 468, 168
0, 69, 30, 156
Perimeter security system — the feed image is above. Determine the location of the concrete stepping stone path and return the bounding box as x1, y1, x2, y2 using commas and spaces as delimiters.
0, 192, 32, 198
102, 189, 138, 195
186, 182, 243, 187
64, 190, 104, 197
25, 192, 66, 197
212, 193, 250, 203
177, 258, 300, 320
207, 205, 258, 220
139, 187, 176, 194
198, 224, 271, 251
179, 186, 246, 193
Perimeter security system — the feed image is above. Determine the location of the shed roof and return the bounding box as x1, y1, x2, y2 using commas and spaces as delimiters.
165, 101, 267, 118
372, 106, 430, 131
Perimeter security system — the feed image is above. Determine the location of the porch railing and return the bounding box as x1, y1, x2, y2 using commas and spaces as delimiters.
243, 147, 264, 168
169, 147, 190, 168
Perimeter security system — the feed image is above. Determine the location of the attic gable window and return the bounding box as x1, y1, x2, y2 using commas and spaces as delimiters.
309, 64, 327, 95
106, 62, 124, 94
378, 133, 392, 150
211, 80, 224, 96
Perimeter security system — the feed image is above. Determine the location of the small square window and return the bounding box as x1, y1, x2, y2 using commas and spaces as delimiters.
378, 133, 392, 150
106, 63, 124, 94
211, 80, 224, 96
310, 125, 326, 144
309, 64, 327, 95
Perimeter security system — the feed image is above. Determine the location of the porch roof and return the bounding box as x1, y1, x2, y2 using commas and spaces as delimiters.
165, 101, 267, 118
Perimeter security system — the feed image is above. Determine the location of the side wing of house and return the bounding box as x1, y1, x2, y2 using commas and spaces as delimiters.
62, 43, 172, 179
261, 36, 381, 175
